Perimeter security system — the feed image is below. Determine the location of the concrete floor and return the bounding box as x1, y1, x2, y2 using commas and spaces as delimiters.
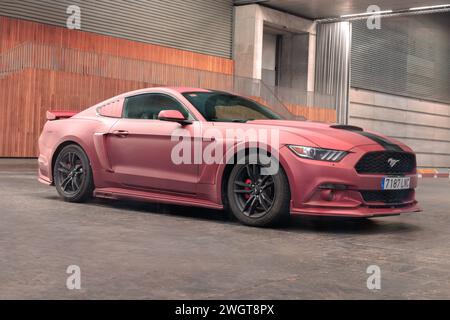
0, 159, 449, 299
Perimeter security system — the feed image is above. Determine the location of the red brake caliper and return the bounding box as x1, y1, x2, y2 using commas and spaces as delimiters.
244, 178, 252, 200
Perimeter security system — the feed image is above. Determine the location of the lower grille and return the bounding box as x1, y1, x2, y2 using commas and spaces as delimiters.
360, 189, 413, 204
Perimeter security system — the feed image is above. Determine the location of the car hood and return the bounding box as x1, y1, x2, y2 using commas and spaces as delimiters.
246, 120, 408, 151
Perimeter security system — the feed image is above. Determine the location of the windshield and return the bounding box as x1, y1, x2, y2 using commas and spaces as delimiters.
182, 92, 285, 122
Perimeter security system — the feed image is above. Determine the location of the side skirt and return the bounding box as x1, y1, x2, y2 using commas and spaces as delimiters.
94, 187, 223, 210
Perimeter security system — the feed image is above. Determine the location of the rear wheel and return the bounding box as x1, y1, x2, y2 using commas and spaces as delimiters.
226, 158, 290, 227
53, 144, 93, 202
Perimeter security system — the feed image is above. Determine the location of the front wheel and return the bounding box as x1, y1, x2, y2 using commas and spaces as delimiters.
53, 144, 94, 202
226, 159, 291, 227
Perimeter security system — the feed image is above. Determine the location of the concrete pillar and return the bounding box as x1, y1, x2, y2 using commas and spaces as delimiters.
307, 32, 316, 92
233, 5, 264, 79
233, 4, 316, 93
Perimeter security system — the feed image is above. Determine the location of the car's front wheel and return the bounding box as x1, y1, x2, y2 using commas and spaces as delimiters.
226, 159, 291, 227
53, 144, 94, 202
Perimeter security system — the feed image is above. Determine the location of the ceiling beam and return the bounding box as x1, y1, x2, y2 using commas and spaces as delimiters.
234, 0, 270, 6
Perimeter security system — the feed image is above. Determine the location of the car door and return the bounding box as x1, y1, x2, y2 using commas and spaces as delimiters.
105, 93, 200, 195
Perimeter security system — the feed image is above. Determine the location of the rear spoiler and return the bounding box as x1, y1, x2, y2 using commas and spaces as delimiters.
46, 110, 78, 120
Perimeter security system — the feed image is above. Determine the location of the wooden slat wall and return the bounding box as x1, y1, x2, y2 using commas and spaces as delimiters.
0, 42, 236, 91
0, 68, 336, 157
0, 16, 234, 157
251, 97, 337, 123
0, 69, 161, 157
0, 16, 234, 74
0, 16, 336, 157
286, 104, 337, 123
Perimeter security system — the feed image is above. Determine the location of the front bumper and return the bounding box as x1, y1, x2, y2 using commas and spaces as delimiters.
280, 144, 421, 217
291, 201, 421, 217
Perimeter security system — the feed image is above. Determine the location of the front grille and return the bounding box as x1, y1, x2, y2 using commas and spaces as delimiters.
355, 151, 416, 174
360, 189, 413, 204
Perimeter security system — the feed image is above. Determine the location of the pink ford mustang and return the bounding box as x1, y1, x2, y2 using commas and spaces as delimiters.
38, 87, 420, 227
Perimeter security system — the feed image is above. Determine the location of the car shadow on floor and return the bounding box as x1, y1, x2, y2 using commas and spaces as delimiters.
91, 197, 231, 222
285, 215, 421, 235
66, 197, 422, 236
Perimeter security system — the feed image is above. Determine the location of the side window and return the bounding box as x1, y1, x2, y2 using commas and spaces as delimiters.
123, 94, 190, 120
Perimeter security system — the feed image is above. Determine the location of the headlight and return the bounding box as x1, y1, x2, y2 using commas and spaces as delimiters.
288, 145, 348, 162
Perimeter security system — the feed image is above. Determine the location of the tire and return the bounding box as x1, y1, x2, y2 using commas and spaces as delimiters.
226, 156, 291, 227
53, 144, 94, 202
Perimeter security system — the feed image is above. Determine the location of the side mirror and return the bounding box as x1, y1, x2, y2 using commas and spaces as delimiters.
158, 110, 192, 125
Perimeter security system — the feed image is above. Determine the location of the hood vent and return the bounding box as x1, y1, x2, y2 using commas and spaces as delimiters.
330, 124, 363, 131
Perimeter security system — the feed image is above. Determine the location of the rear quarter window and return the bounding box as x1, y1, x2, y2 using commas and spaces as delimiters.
97, 99, 123, 118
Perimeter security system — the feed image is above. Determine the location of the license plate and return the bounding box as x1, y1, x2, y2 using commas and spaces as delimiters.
381, 177, 410, 190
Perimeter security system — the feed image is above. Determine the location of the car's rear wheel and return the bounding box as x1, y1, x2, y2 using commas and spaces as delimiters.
53, 144, 93, 202
226, 158, 290, 227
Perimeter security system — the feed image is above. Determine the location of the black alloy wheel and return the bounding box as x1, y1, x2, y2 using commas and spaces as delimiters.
233, 164, 275, 218
54, 144, 93, 202
227, 157, 290, 227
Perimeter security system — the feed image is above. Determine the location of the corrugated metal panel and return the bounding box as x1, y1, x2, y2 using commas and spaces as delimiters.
0, 0, 233, 58
315, 22, 352, 124
351, 12, 450, 104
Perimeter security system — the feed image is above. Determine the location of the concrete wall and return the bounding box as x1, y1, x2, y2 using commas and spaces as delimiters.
233, 4, 315, 90
278, 33, 309, 92
261, 32, 277, 86
349, 88, 450, 168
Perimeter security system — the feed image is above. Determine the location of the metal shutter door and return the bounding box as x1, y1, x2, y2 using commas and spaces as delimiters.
351, 12, 450, 104
0, 0, 233, 58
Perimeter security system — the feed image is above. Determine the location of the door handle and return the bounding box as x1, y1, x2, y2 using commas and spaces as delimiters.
112, 130, 129, 137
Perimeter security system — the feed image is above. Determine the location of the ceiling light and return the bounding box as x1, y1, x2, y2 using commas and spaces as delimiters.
409, 4, 450, 10
340, 10, 392, 18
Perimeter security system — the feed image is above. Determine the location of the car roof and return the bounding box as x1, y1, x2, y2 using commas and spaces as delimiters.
167, 87, 212, 93
120, 87, 213, 97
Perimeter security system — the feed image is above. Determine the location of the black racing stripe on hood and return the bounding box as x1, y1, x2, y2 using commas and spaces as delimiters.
331, 125, 404, 151
356, 131, 404, 152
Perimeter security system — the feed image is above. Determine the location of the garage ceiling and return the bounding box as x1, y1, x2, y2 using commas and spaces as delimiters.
235, 0, 450, 19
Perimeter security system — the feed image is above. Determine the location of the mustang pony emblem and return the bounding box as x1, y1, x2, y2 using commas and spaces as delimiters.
387, 158, 400, 167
